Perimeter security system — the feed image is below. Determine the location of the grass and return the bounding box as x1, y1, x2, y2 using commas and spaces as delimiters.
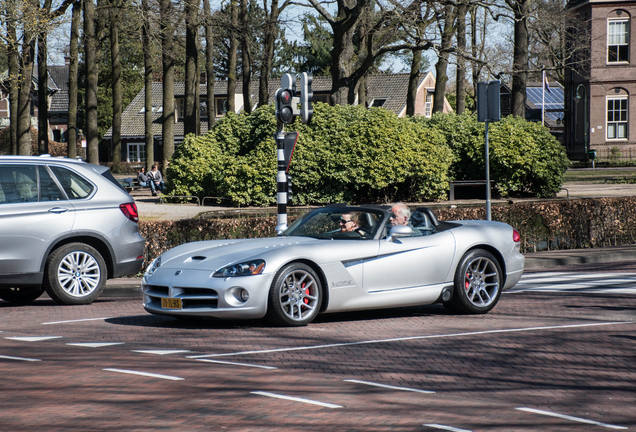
563, 166, 636, 183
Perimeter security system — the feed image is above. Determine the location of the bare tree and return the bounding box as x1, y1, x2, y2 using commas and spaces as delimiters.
240, 0, 251, 114
258, 0, 292, 108
141, 0, 153, 168
37, 0, 52, 155
110, 0, 123, 164
159, 0, 174, 169
184, 0, 199, 135
84, 0, 101, 163
226, 0, 238, 113
505, 0, 531, 117
455, 0, 468, 114
67, 0, 80, 159
16, 0, 39, 155
433, 2, 456, 114
203, 0, 215, 126
5, 0, 19, 154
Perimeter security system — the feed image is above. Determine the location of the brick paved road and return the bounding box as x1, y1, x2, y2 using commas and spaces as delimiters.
1, 278, 635, 431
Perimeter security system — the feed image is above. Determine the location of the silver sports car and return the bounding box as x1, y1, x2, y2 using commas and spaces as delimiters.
142, 205, 525, 326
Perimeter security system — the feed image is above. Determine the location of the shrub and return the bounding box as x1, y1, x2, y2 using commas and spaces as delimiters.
417, 113, 570, 198
167, 103, 453, 206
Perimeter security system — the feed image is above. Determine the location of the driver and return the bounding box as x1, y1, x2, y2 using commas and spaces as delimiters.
338, 212, 370, 238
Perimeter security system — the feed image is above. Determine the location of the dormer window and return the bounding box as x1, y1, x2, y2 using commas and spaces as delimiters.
371, 98, 386, 107
608, 18, 629, 63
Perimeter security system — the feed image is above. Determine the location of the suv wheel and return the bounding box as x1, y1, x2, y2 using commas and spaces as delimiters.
45, 243, 106, 305
0, 286, 45, 305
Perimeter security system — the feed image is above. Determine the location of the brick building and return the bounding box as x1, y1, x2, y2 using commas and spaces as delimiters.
565, 0, 636, 160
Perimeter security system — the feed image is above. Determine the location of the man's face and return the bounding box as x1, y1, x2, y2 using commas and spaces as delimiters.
389, 207, 408, 226
339, 214, 356, 232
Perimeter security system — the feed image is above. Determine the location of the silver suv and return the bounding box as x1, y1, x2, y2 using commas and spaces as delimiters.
0, 156, 145, 305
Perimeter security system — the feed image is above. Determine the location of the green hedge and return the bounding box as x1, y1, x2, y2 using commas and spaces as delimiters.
166, 105, 569, 206
416, 113, 570, 198
167, 103, 452, 206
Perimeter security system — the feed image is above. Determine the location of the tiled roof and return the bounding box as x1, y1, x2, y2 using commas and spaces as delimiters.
104, 74, 431, 138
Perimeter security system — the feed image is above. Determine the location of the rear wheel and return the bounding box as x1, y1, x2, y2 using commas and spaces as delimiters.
0, 286, 45, 305
447, 249, 502, 314
44, 243, 107, 305
267, 263, 322, 326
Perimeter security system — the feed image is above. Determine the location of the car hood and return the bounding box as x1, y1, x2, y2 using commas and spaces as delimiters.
155, 236, 322, 272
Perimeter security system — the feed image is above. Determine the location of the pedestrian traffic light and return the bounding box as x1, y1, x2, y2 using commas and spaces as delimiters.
300, 72, 313, 124
286, 173, 293, 203
276, 73, 295, 124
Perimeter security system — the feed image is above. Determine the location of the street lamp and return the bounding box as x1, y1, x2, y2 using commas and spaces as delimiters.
574, 84, 588, 164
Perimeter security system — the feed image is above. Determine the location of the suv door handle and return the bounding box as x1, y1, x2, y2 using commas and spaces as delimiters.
48, 207, 70, 214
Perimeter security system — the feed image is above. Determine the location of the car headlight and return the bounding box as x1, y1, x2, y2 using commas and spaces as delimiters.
145, 256, 162, 276
213, 260, 265, 278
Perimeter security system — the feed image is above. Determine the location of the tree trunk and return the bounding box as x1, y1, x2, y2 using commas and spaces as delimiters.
37, 0, 52, 155
17, 0, 38, 155
84, 0, 100, 163
508, 0, 530, 117
142, 0, 153, 168
240, 0, 251, 114
455, 1, 467, 115
203, 0, 215, 126
7, 0, 19, 155
227, 0, 238, 113
184, 0, 199, 135
259, 0, 280, 108
67, 0, 80, 160
160, 0, 175, 171
329, 17, 357, 106
110, 0, 122, 164
406, 49, 422, 117
433, 4, 455, 114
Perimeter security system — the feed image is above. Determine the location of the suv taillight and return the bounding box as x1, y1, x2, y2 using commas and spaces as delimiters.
120, 203, 139, 222
512, 228, 520, 243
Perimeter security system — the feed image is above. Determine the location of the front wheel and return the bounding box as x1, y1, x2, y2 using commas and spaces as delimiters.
0, 286, 45, 305
447, 249, 502, 314
44, 243, 107, 305
267, 263, 322, 326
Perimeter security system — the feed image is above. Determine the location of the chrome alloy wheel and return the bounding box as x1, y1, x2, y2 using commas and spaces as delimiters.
56, 251, 102, 298
463, 256, 500, 308
278, 269, 319, 322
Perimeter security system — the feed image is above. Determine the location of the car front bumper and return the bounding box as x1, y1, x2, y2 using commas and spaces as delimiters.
142, 268, 275, 319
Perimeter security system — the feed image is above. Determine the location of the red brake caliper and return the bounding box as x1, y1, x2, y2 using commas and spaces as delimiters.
303, 283, 309, 305
465, 272, 470, 290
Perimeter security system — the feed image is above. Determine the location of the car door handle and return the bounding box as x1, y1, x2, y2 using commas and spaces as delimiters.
48, 207, 70, 214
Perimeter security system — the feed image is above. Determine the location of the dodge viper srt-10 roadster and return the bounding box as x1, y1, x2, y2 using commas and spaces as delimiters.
142, 204, 525, 326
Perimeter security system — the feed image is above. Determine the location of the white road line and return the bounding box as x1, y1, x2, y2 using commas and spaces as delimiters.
344, 379, 435, 394
42, 317, 112, 325
423, 424, 473, 432
132, 350, 191, 355
188, 321, 634, 359
0, 355, 41, 362
250, 391, 342, 408
5, 336, 63, 342
67, 342, 125, 348
103, 368, 184, 381
196, 359, 278, 370
516, 407, 628, 430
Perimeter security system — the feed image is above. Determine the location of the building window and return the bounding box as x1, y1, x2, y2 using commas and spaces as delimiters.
608, 19, 629, 63
607, 97, 628, 140
370, 98, 386, 107
215, 98, 227, 117
127, 143, 147, 162
175, 98, 184, 120
425, 93, 433, 117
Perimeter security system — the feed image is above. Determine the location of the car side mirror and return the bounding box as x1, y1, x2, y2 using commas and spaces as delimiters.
387, 225, 412, 242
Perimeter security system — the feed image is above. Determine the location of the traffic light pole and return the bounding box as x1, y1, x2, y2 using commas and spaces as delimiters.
275, 123, 288, 234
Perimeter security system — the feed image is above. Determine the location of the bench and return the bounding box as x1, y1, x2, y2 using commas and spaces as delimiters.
449, 180, 493, 201
117, 178, 145, 192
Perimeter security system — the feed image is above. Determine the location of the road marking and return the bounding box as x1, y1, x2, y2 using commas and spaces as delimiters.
250, 391, 342, 408
0, 355, 41, 362
42, 317, 112, 325
67, 342, 125, 348
5, 336, 63, 342
132, 350, 191, 355
512, 273, 636, 294
103, 368, 184, 381
423, 424, 473, 432
516, 407, 628, 430
344, 379, 435, 394
188, 321, 634, 358
196, 359, 278, 370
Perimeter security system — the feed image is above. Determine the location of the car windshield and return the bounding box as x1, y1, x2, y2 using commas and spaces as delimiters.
283, 208, 384, 240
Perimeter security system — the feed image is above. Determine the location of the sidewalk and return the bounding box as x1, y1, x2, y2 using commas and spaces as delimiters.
103, 244, 636, 297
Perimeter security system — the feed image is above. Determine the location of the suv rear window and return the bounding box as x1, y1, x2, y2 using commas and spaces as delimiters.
50, 166, 94, 199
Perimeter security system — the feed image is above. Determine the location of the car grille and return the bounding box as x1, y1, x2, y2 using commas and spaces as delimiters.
144, 284, 219, 309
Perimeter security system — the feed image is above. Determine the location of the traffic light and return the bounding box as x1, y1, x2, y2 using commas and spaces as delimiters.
286, 173, 293, 203
300, 72, 313, 124
275, 73, 295, 124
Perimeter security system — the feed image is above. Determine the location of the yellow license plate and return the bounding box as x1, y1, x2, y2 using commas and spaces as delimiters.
161, 298, 182, 309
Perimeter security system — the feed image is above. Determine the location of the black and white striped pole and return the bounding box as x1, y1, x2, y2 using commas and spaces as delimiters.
274, 72, 313, 234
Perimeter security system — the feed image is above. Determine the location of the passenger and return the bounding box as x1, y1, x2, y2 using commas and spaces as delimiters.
137, 167, 148, 187
389, 202, 411, 227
